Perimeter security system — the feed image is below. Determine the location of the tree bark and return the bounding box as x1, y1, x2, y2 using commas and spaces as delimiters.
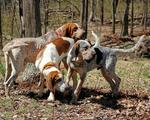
130, 0, 134, 36
19, 0, 25, 37
80, 0, 88, 39
23, 0, 41, 37
0, 0, 2, 49
121, 0, 131, 36
142, 0, 148, 30
22, 0, 41, 81
89, 0, 96, 22
99, 0, 104, 25
112, 0, 118, 34
11, 0, 16, 37
43, 0, 49, 33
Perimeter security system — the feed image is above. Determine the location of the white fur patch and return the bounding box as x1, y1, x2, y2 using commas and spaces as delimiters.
47, 92, 55, 101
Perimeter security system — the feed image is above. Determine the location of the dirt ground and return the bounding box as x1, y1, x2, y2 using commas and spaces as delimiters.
0, 77, 150, 120
0, 24, 150, 120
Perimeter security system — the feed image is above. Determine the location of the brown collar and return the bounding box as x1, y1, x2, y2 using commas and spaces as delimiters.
42, 62, 56, 71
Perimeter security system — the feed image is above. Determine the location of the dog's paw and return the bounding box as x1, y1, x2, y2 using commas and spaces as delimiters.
37, 92, 43, 98
70, 94, 78, 104
47, 93, 55, 102
70, 98, 77, 104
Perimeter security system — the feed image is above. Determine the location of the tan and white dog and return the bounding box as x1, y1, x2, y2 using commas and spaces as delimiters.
3, 22, 85, 97
35, 37, 88, 101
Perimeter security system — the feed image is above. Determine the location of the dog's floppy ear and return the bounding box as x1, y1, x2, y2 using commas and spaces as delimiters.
67, 42, 80, 65
94, 48, 103, 64
85, 38, 93, 46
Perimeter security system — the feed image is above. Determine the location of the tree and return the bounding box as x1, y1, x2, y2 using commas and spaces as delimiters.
89, 0, 96, 22
11, 0, 17, 37
0, 0, 2, 49
23, 0, 41, 37
43, 0, 49, 33
22, 0, 41, 80
19, 0, 25, 37
80, 0, 88, 39
141, 0, 148, 30
130, 0, 134, 36
112, 0, 118, 34
121, 0, 131, 36
99, 0, 104, 25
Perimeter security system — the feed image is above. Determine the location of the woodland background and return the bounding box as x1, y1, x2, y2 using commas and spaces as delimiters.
0, 0, 150, 120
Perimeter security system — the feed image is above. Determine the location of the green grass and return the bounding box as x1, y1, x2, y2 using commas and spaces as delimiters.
83, 58, 150, 92
0, 96, 54, 119
0, 63, 5, 78
0, 57, 149, 119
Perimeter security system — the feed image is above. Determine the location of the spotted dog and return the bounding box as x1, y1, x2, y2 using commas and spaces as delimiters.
35, 38, 91, 101
66, 32, 148, 103
3, 22, 84, 97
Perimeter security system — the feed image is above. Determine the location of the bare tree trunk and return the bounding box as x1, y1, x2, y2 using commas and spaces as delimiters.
89, 0, 96, 22
130, 0, 134, 36
80, 0, 88, 39
142, 0, 148, 30
19, 0, 25, 37
11, 0, 16, 37
22, 0, 41, 81
43, 0, 49, 33
99, 0, 104, 25
112, 0, 118, 34
121, 0, 131, 36
23, 0, 41, 37
0, 0, 2, 49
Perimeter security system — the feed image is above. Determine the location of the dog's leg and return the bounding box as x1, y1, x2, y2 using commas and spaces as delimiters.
38, 74, 45, 97
3, 52, 20, 97
46, 79, 55, 102
66, 67, 74, 86
70, 72, 86, 104
62, 57, 68, 70
4, 69, 18, 97
72, 72, 77, 90
101, 68, 117, 93
104, 55, 121, 94
108, 72, 121, 94
4, 53, 12, 83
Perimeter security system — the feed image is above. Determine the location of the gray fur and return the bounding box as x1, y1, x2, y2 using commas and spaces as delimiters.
66, 33, 149, 103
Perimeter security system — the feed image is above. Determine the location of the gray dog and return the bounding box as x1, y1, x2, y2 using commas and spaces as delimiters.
66, 32, 149, 103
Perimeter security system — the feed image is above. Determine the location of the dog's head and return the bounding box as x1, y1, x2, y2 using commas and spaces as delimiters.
45, 70, 63, 88
45, 68, 71, 94
67, 40, 96, 65
56, 22, 85, 41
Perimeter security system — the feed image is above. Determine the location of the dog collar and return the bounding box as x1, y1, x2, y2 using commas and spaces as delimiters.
42, 62, 56, 71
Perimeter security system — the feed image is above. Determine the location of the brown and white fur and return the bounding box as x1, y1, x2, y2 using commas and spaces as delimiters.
35, 38, 89, 101
3, 22, 84, 97
66, 32, 149, 103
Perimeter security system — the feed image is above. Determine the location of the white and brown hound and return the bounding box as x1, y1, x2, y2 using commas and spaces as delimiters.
66, 32, 149, 103
3, 22, 84, 97
35, 38, 90, 101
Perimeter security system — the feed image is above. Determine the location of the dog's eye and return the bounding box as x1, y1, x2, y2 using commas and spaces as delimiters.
84, 46, 88, 50
73, 27, 78, 31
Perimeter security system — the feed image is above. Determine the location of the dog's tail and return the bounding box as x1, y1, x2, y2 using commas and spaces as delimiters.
112, 35, 149, 54
3, 41, 28, 52
91, 31, 100, 47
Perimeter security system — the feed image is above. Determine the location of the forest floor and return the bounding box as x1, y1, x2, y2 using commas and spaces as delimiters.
0, 58, 150, 120
0, 24, 150, 120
